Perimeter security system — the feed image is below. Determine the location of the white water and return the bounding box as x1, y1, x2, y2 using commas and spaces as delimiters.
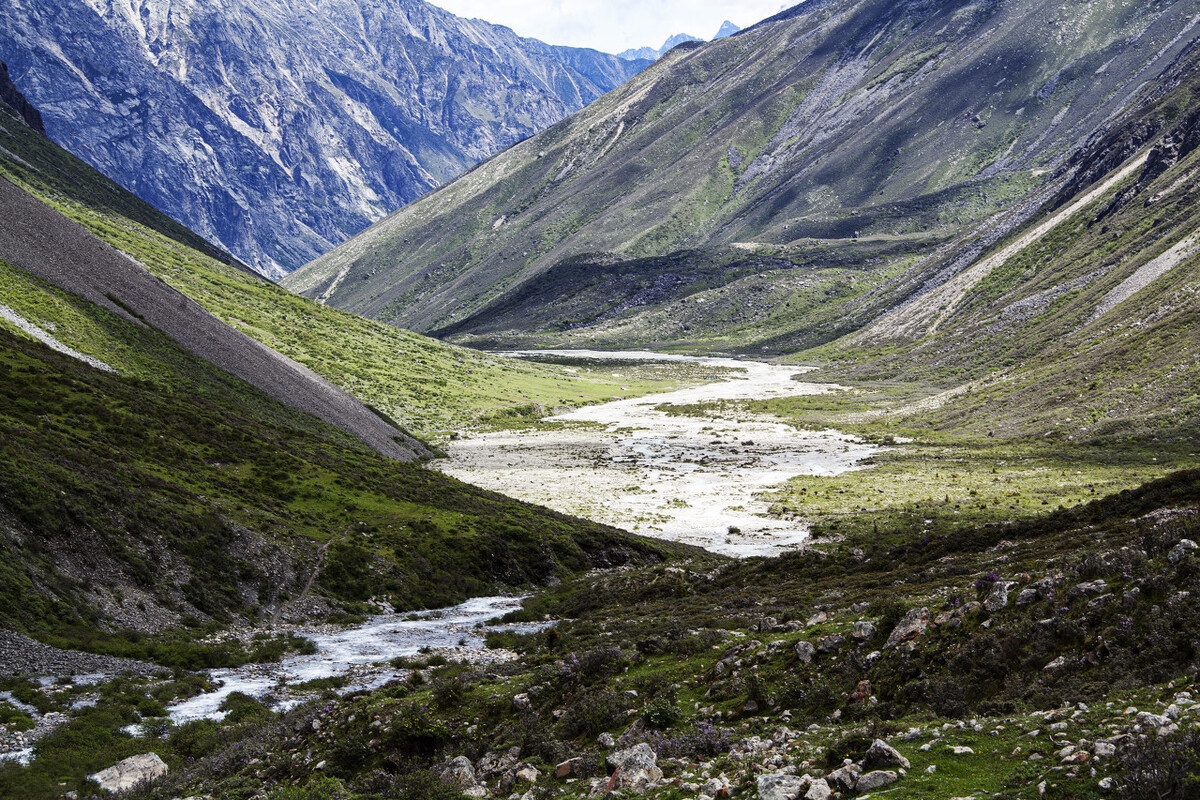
167, 596, 544, 723
439, 351, 878, 557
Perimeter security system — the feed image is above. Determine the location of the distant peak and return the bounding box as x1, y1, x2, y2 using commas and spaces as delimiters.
713, 20, 741, 39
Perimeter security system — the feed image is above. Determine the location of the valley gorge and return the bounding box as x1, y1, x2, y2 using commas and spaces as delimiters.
2, 1, 1200, 798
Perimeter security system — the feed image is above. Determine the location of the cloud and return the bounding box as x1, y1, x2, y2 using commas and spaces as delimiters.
429, 0, 792, 53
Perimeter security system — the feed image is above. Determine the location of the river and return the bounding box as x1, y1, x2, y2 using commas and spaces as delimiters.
438, 351, 878, 557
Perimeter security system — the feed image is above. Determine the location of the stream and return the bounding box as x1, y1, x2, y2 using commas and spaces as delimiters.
438, 351, 878, 557
165, 596, 543, 723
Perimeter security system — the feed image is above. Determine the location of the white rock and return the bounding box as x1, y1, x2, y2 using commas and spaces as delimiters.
89, 753, 168, 793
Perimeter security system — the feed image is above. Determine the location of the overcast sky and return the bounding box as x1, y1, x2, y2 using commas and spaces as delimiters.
429, 1, 797, 54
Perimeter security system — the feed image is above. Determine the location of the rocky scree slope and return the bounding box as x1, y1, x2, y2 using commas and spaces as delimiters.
0, 0, 649, 278
286, 0, 1200, 349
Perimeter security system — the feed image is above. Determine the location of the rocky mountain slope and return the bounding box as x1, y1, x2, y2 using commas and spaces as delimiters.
0, 0, 649, 278
286, 0, 1200, 350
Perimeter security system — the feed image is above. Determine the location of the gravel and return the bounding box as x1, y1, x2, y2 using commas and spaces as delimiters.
0, 630, 159, 679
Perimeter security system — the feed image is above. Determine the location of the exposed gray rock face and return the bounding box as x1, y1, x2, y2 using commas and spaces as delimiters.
0, 0, 647, 277
89, 753, 168, 793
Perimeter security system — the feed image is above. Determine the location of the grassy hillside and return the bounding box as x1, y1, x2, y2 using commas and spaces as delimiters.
0, 261, 673, 643
11, 466, 1198, 799
0, 103, 696, 441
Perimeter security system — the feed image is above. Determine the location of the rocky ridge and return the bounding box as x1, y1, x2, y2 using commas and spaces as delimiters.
0, 0, 648, 277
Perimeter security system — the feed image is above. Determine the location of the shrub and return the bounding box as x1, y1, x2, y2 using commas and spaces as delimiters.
1119, 727, 1200, 799
557, 690, 630, 739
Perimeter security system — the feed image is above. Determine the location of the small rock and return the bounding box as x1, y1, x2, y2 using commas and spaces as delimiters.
1093, 741, 1116, 758
512, 693, 531, 710
794, 641, 816, 665
556, 757, 584, 778
1044, 656, 1069, 671
1099, 776, 1114, 790
856, 770, 898, 791
924, 764, 937, 774
949, 746, 975, 755
598, 732, 616, 749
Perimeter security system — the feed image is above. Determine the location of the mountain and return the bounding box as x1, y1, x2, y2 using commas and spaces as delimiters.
0, 0, 650, 278
0, 78, 670, 648
618, 32, 705, 61
286, 0, 1200, 355
713, 20, 742, 39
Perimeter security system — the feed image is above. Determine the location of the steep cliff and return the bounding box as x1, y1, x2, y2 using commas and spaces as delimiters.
0, 0, 648, 277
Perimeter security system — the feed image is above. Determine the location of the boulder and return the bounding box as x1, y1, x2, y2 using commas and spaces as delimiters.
1169, 539, 1199, 564
702, 775, 732, 798
856, 770, 898, 791
514, 764, 539, 784
476, 746, 522, 780
826, 763, 861, 793
852, 621, 877, 640
794, 640, 816, 665
865, 738, 910, 770
605, 742, 663, 793
984, 581, 1016, 612
441, 756, 477, 789
89, 753, 168, 793
884, 608, 929, 648
803, 779, 832, 800
756, 773, 807, 800
817, 633, 845, 654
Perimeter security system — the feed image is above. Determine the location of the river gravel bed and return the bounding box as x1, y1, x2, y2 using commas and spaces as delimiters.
439, 351, 878, 557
